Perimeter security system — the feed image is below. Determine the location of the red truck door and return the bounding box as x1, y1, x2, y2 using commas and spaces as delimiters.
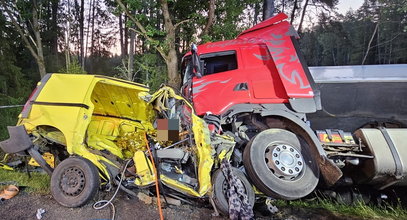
190, 49, 251, 116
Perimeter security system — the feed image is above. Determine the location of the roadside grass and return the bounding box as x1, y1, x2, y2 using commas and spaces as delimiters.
276, 198, 407, 219
1, 168, 407, 220
0, 169, 50, 194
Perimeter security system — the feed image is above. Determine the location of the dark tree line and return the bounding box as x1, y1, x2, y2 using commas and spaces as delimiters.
0, 0, 406, 100
300, 0, 407, 66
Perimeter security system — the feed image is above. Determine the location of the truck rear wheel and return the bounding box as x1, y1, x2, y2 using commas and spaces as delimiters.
243, 128, 319, 200
51, 157, 100, 207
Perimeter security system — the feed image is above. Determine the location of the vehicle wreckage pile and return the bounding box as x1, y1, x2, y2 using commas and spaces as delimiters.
0, 75, 257, 219
2, 12, 407, 220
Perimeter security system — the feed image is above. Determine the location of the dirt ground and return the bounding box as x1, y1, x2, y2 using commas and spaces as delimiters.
0, 190, 363, 220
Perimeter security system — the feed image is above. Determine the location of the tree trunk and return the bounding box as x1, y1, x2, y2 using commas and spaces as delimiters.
160, 0, 180, 89
128, 28, 135, 81
297, 0, 309, 33
254, 2, 260, 25
388, 41, 392, 64
79, 0, 85, 68
33, 1, 47, 78
201, 0, 215, 36
362, 23, 378, 65
65, 0, 71, 70
290, 0, 298, 24
124, 14, 128, 56
90, 0, 96, 72
166, 48, 180, 89
84, 0, 93, 69
377, 26, 381, 64
119, 14, 125, 57
51, 0, 59, 56
263, 0, 275, 20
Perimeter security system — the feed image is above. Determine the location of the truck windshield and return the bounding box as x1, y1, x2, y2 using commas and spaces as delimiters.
181, 56, 193, 84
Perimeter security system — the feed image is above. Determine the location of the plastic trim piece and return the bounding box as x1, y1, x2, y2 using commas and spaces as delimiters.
21, 74, 52, 118
31, 101, 90, 109
378, 127, 403, 179
0, 125, 32, 155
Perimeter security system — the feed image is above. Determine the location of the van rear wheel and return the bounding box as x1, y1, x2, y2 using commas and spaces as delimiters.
51, 157, 100, 207
243, 128, 319, 200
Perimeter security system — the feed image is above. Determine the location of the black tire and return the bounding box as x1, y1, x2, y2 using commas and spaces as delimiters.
212, 167, 255, 216
243, 128, 319, 200
51, 157, 100, 207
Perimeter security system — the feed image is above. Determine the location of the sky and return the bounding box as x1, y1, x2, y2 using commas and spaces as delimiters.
299, 0, 365, 30
337, 0, 364, 14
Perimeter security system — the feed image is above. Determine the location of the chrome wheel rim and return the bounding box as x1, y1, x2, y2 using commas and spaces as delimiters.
265, 144, 304, 180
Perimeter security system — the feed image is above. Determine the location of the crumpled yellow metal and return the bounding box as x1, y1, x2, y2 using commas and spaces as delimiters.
148, 86, 215, 197
28, 152, 55, 168
0, 162, 13, 171
17, 74, 224, 197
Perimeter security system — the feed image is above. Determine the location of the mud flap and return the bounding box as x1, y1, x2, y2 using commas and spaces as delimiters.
318, 155, 342, 186
0, 125, 33, 155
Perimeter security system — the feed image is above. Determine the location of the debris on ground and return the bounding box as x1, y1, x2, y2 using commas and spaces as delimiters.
137, 192, 153, 205
153, 196, 181, 206
0, 185, 19, 201
36, 208, 46, 219
0, 162, 13, 171
265, 198, 279, 214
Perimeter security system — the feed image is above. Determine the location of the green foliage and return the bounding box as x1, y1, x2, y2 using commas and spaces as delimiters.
135, 53, 168, 91
0, 95, 24, 141
58, 57, 87, 74
115, 53, 167, 92
276, 198, 407, 219
208, 0, 262, 42
0, 170, 50, 194
0, 11, 31, 141
0, 11, 32, 98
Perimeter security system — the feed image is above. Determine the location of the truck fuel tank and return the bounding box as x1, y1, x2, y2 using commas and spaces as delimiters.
354, 128, 407, 189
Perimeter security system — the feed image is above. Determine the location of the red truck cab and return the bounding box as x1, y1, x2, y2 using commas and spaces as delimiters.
180, 13, 340, 201
182, 13, 319, 117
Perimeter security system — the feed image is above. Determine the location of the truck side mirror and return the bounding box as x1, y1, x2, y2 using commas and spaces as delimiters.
191, 44, 202, 78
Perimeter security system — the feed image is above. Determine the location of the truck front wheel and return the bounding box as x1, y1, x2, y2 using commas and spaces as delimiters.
243, 128, 319, 200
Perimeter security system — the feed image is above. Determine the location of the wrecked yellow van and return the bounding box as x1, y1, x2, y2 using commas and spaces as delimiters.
1, 74, 155, 205
0, 74, 255, 215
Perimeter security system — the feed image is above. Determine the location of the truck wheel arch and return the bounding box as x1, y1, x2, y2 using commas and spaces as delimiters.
260, 110, 343, 186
